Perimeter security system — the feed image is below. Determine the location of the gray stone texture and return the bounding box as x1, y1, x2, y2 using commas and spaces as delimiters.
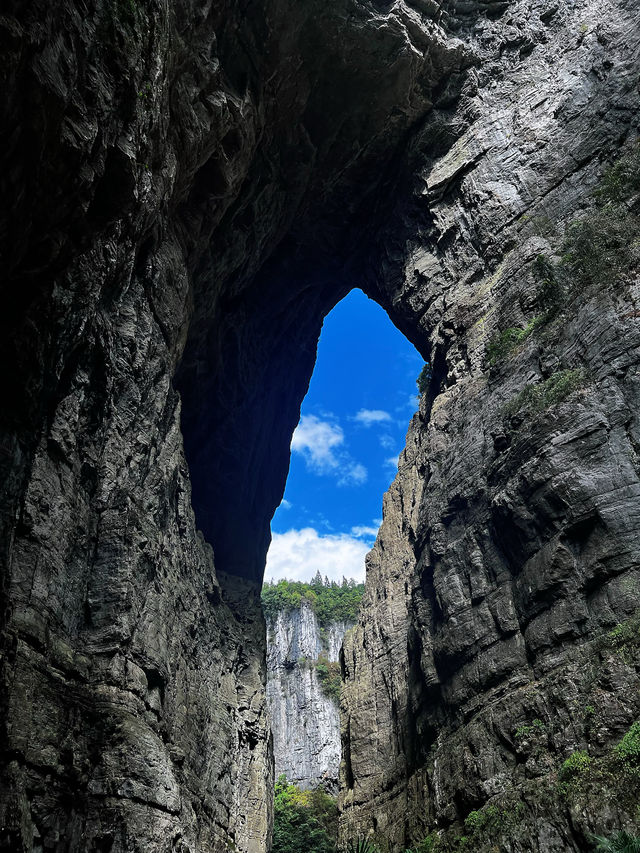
266, 603, 351, 793
0, 0, 639, 849
340, 0, 640, 849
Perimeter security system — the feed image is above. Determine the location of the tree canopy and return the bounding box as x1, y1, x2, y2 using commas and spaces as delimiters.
272, 776, 338, 853
261, 575, 365, 625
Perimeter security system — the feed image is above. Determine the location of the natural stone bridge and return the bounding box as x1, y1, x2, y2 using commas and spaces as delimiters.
1, 0, 640, 850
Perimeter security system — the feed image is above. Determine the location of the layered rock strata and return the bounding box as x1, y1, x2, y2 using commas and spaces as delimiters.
266, 603, 351, 792
0, 0, 639, 850
340, 0, 640, 849
0, 0, 462, 849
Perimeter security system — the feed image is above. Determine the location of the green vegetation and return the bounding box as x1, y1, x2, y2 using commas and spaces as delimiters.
417, 362, 433, 395
347, 841, 380, 853
464, 805, 501, 834
514, 718, 546, 739
608, 612, 640, 660
503, 368, 586, 418
615, 721, 640, 771
596, 144, 640, 205
487, 317, 543, 365
559, 750, 592, 782
403, 800, 525, 852
272, 776, 337, 853
405, 835, 440, 853
489, 142, 640, 369
593, 832, 640, 853
463, 801, 523, 842
536, 143, 640, 297
262, 573, 365, 626
316, 652, 342, 703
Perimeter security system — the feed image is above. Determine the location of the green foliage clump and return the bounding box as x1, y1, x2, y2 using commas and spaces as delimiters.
346, 840, 380, 853
615, 721, 640, 771
316, 653, 342, 704
405, 834, 441, 853
503, 368, 585, 419
596, 144, 640, 205
608, 613, 640, 658
514, 718, 546, 739
592, 831, 640, 853
262, 574, 365, 626
464, 806, 499, 834
487, 318, 542, 365
272, 776, 337, 853
559, 750, 592, 781
417, 363, 433, 395
559, 210, 638, 293
537, 143, 640, 297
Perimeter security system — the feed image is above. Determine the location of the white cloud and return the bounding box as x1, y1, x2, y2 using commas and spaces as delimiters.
339, 463, 367, 486
354, 409, 392, 427
385, 454, 400, 470
378, 433, 396, 450
265, 528, 372, 583
291, 414, 367, 486
291, 415, 344, 472
396, 394, 420, 413
279, 499, 292, 509
351, 525, 379, 539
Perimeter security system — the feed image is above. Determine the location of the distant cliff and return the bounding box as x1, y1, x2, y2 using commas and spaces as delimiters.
263, 580, 363, 792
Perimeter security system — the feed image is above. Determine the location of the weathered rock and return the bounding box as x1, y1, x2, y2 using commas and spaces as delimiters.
339, 0, 640, 849
1, 0, 639, 849
266, 602, 351, 793
0, 0, 462, 848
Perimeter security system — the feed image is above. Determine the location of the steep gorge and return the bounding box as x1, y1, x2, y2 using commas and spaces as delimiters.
1, 0, 640, 851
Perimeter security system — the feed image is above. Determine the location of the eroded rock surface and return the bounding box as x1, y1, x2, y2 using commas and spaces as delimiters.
0, 0, 462, 849
267, 603, 351, 792
340, 1, 640, 849
0, 0, 639, 849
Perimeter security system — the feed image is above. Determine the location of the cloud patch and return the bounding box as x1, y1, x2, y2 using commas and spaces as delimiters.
291, 414, 367, 486
354, 408, 393, 427
385, 454, 400, 471
378, 433, 396, 450
351, 525, 379, 539
291, 415, 344, 471
265, 527, 372, 583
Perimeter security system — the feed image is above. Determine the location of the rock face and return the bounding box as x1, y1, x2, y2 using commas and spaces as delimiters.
0, 0, 458, 849
266, 603, 351, 792
339, 1, 640, 849
1, 0, 640, 850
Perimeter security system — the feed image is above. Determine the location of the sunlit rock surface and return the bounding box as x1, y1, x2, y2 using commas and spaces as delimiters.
339, 0, 640, 849
266, 602, 352, 792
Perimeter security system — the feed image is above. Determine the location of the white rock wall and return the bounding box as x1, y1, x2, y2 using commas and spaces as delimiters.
266, 602, 353, 792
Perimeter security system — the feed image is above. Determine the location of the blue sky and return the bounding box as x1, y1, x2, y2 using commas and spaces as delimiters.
265, 289, 423, 584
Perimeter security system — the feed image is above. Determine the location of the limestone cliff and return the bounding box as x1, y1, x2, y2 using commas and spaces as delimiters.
1, 0, 639, 850
266, 602, 351, 792
339, 0, 640, 848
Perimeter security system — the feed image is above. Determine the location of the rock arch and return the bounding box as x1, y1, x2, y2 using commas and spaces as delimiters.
1, 0, 640, 851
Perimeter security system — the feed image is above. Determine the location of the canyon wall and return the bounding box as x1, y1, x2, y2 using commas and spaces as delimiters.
339, 0, 640, 850
266, 603, 350, 792
0, 0, 639, 850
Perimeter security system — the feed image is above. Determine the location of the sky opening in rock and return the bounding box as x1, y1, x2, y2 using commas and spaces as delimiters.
266, 288, 423, 584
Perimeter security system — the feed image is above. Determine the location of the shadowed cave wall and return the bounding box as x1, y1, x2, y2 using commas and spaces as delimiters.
1, 0, 640, 851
